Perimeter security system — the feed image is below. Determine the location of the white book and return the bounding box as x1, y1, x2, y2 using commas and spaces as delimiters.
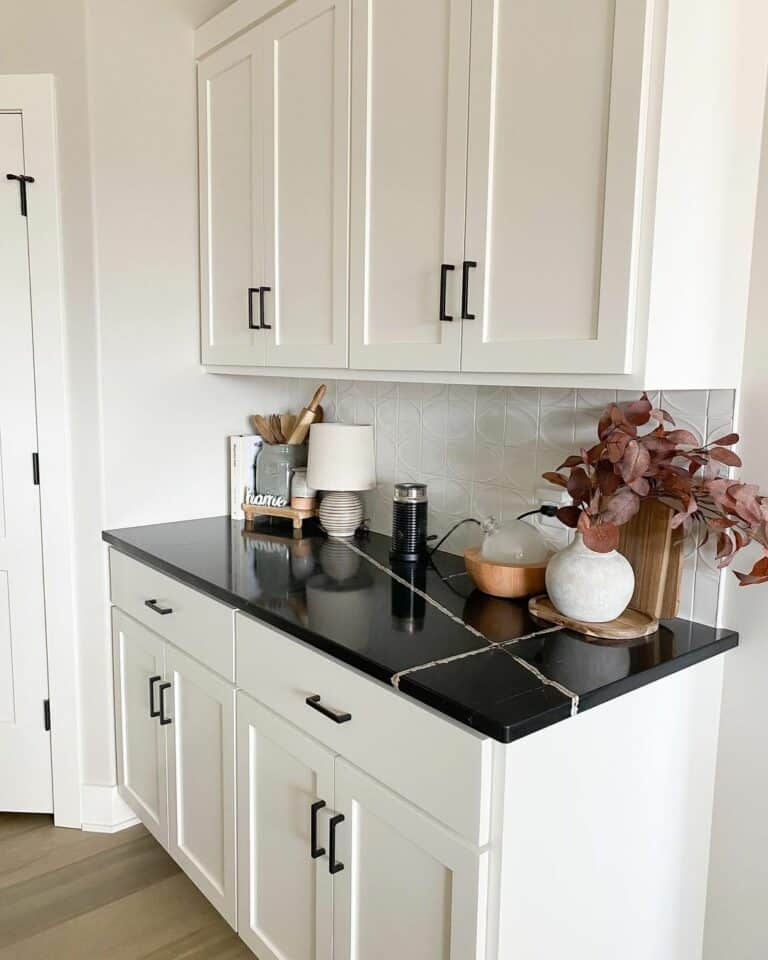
230, 435, 263, 519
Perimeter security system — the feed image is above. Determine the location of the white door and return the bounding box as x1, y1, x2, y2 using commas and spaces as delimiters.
348, 0, 471, 371
262, 0, 350, 368
166, 644, 237, 928
198, 26, 267, 366
333, 759, 487, 960
462, 0, 651, 374
238, 692, 335, 960
112, 609, 168, 846
0, 112, 52, 813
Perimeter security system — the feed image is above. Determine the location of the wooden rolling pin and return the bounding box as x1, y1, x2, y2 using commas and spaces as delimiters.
287, 384, 327, 444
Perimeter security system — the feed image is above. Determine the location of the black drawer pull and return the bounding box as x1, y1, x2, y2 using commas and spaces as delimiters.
145, 598, 172, 616
159, 682, 172, 725
310, 800, 326, 859
461, 260, 477, 320
305, 694, 351, 724
259, 286, 272, 330
439, 264, 454, 322
248, 287, 260, 330
329, 813, 344, 874
149, 675, 162, 718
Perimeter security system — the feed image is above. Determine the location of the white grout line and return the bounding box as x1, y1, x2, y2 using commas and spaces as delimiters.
391, 645, 500, 689
342, 539, 579, 711
499, 646, 580, 715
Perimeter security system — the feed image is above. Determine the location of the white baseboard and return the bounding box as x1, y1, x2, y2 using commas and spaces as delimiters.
80, 784, 139, 833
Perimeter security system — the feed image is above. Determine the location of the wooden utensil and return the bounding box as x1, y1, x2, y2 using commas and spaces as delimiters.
280, 414, 296, 440
270, 413, 285, 444
251, 414, 276, 444
287, 384, 327, 444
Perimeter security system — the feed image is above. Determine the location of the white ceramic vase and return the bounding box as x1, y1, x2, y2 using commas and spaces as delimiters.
545, 534, 635, 623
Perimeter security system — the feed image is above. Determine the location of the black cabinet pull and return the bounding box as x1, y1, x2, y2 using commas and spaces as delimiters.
310, 800, 326, 859
145, 598, 172, 616
149, 675, 162, 718
439, 264, 454, 322
305, 694, 351, 724
461, 260, 477, 320
248, 287, 260, 330
158, 682, 172, 725
259, 286, 272, 329
329, 813, 344, 874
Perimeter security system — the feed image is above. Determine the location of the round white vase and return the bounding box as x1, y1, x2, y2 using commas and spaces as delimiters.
545, 534, 635, 623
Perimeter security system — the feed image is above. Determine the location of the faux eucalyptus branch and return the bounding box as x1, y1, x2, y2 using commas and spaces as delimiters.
543, 393, 768, 585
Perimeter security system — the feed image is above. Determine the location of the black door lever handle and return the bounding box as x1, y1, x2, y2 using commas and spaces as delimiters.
6, 173, 35, 217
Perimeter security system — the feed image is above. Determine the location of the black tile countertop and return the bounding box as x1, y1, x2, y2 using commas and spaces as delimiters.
103, 516, 738, 743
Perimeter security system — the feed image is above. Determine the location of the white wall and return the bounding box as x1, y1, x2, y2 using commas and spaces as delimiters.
704, 84, 768, 959
1, 0, 311, 796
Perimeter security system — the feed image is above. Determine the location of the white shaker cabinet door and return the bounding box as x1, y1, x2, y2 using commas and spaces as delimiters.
332, 759, 488, 960
112, 609, 168, 847
262, 0, 350, 369
348, 0, 471, 371
462, 0, 651, 374
198, 28, 266, 366
165, 645, 237, 928
237, 693, 335, 960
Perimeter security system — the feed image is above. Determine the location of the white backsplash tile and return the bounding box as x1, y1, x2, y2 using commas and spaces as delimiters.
326, 381, 736, 625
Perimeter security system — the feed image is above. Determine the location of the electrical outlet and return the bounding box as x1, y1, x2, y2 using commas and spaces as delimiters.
535, 486, 570, 528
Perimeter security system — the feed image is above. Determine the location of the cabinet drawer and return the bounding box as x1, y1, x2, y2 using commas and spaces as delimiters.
110, 550, 236, 681
236, 612, 492, 846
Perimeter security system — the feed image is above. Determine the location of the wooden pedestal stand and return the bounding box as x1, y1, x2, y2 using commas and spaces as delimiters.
242, 502, 318, 537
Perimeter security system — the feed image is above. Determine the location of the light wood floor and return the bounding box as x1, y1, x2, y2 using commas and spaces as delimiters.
0, 813, 253, 959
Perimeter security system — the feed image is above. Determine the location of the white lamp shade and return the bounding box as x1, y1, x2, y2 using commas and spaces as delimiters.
307, 423, 376, 492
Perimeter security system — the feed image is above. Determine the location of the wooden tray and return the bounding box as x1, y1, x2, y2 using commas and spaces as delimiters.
243, 502, 317, 536
528, 595, 659, 642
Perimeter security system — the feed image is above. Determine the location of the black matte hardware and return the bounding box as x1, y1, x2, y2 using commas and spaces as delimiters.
43, 699, 51, 732
310, 800, 326, 859
6, 173, 35, 216
305, 694, 351, 724
145, 598, 173, 616
248, 287, 260, 330
149, 675, 162, 718
329, 814, 344, 874
259, 286, 272, 329
439, 264, 454, 322
32, 452, 40, 486
159, 682, 172, 725
461, 260, 477, 320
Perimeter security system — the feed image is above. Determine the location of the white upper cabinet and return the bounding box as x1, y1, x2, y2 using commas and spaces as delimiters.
462, 0, 649, 375
199, 0, 349, 368
197, 0, 766, 388
198, 28, 265, 366
261, 0, 349, 368
348, 0, 471, 372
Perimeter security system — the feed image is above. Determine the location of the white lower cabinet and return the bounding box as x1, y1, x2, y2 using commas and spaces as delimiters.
236, 690, 487, 960
113, 608, 169, 847
166, 644, 237, 927
112, 607, 237, 928
332, 757, 487, 960
237, 692, 335, 960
